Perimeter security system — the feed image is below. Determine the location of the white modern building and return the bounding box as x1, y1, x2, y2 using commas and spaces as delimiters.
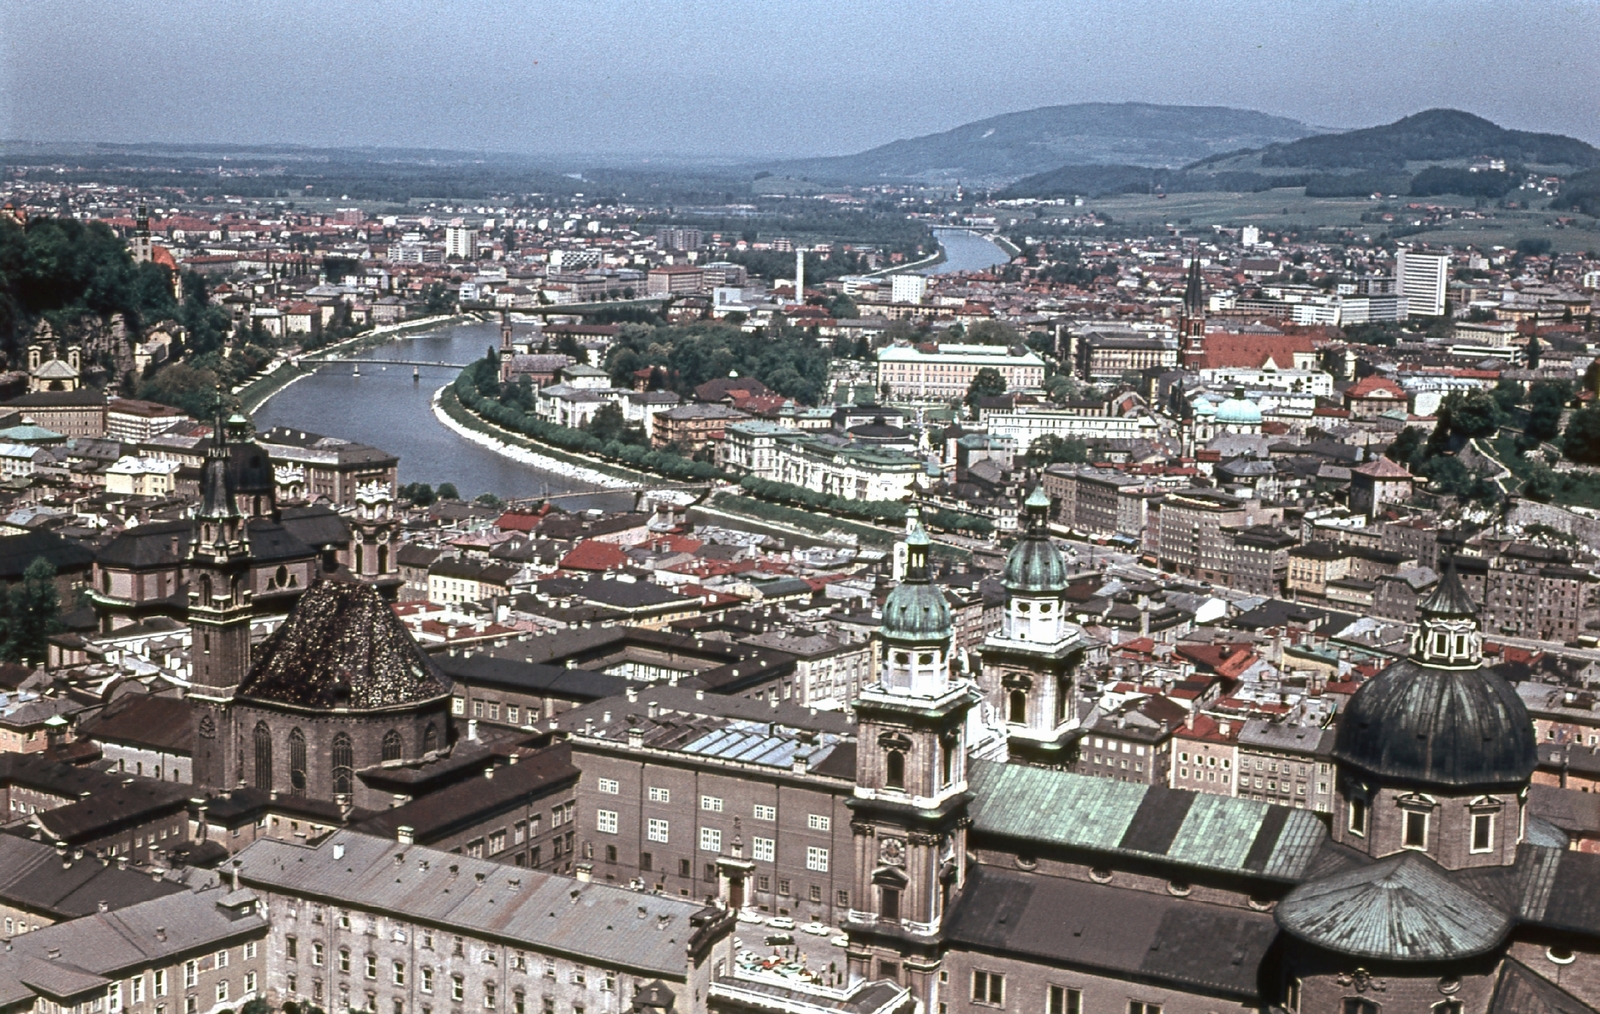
981, 406, 1164, 451
444, 224, 476, 260
1396, 249, 1449, 316
890, 273, 929, 304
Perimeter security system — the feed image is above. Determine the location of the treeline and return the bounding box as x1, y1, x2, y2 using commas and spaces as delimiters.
738, 476, 994, 535
0, 216, 178, 359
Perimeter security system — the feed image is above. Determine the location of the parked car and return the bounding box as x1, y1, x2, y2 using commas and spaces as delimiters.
801, 922, 831, 936
766, 916, 796, 930
764, 933, 794, 946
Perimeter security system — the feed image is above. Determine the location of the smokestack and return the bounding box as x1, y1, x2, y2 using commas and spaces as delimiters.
795, 248, 804, 304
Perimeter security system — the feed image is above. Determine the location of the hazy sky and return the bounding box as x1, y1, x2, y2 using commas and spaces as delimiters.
4, 0, 1599, 159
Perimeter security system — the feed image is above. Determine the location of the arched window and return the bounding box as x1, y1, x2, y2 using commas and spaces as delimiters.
198, 714, 216, 739
423, 724, 439, 754
1008, 690, 1027, 725
1056, 674, 1071, 724
253, 722, 273, 791
885, 750, 905, 790
940, 739, 955, 788
332, 733, 354, 797
378, 546, 389, 574
382, 729, 403, 763
355, 545, 365, 574
289, 728, 307, 793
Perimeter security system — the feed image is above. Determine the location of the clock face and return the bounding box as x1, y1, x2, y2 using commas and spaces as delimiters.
880, 837, 906, 867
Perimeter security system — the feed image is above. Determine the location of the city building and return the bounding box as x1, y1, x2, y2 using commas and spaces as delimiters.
1157, 489, 1278, 581
256, 427, 399, 505
876, 344, 1045, 400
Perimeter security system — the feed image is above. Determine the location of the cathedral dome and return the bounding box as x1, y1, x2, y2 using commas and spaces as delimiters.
1192, 397, 1216, 417
881, 522, 952, 643
1333, 562, 1536, 791
238, 579, 452, 710
1214, 390, 1262, 427
1002, 487, 1067, 594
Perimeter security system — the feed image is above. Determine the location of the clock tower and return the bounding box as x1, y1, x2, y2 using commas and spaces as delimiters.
847, 519, 977, 1007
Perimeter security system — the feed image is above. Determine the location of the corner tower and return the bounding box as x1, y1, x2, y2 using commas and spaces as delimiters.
848, 519, 976, 1006
978, 487, 1089, 765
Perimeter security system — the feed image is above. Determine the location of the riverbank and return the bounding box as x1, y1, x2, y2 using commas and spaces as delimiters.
243, 313, 474, 415
431, 384, 650, 489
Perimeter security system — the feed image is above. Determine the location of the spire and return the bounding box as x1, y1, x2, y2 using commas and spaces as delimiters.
904, 516, 931, 583
198, 387, 240, 521
1412, 555, 1482, 668
1419, 555, 1477, 619
1184, 253, 1204, 315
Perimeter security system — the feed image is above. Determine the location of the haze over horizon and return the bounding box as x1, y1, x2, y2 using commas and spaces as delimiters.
4, 0, 1599, 161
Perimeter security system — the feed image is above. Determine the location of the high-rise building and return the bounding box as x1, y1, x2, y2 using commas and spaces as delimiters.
1396, 248, 1449, 316
891, 273, 928, 304
444, 223, 476, 261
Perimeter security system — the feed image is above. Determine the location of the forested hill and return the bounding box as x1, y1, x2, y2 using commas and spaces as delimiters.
1237, 108, 1600, 172
764, 103, 1320, 185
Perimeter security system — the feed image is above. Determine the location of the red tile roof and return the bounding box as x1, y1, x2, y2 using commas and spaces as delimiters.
559, 539, 629, 572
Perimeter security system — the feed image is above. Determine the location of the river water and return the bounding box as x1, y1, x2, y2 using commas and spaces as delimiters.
254, 229, 1009, 507
252, 320, 632, 510
925, 227, 1011, 275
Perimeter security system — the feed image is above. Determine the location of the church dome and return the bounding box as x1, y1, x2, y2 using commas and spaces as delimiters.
1334, 562, 1536, 791
1214, 389, 1262, 427
881, 522, 952, 643
238, 579, 452, 710
1192, 397, 1216, 417
1002, 487, 1067, 594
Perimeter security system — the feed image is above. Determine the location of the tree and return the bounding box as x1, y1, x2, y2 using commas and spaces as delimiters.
1025, 434, 1091, 468
400, 482, 436, 506
1563, 408, 1600, 465
966, 320, 1018, 345
3, 558, 60, 666
585, 401, 643, 445
1491, 378, 1523, 417
966, 367, 1007, 408
475, 493, 504, 509
1525, 380, 1573, 444
436, 482, 460, 501
1386, 426, 1425, 466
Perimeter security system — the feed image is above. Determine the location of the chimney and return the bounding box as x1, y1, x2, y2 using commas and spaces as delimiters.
398, 826, 415, 845
575, 866, 592, 884
155, 927, 167, 943
484, 766, 495, 781
1218, 719, 1232, 736
467, 719, 479, 741
97, 900, 108, 913
626, 686, 638, 703
627, 727, 643, 749
333, 842, 346, 860
792, 753, 809, 776
647, 702, 659, 719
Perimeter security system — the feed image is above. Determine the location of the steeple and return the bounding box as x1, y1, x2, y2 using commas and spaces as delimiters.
1179, 250, 1207, 367
188, 390, 254, 694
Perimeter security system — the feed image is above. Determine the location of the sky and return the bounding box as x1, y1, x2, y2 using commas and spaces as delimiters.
4, 0, 1599, 160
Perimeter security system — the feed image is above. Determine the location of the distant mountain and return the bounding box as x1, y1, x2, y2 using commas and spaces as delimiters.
1244, 108, 1600, 171
762, 103, 1322, 185
1001, 108, 1600, 200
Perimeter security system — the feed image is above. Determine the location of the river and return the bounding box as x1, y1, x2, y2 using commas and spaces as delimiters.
254, 227, 1009, 509
924, 227, 1011, 275
252, 320, 633, 510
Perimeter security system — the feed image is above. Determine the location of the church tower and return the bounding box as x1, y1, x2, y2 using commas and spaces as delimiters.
848, 519, 977, 1005
499, 310, 516, 384
978, 488, 1089, 766
1178, 253, 1207, 368
130, 204, 153, 264
189, 400, 256, 790
352, 481, 404, 599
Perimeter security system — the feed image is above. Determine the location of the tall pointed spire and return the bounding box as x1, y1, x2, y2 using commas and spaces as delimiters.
1184, 253, 1204, 315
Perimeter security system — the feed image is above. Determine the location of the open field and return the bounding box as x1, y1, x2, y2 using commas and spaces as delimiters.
1077, 188, 1600, 252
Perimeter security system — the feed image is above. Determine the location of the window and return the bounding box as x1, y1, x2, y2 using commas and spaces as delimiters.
485, 983, 497, 1010
184, 961, 198, 988
254, 722, 273, 790
332, 733, 354, 797
648, 787, 670, 803
806, 847, 829, 872
885, 751, 905, 790
1047, 987, 1081, 1014
312, 942, 324, 967
807, 814, 830, 832
602, 971, 616, 993
216, 982, 230, 1004
244, 972, 256, 995
647, 819, 669, 843
365, 954, 379, 979
1128, 1005, 1162, 1014
1472, 812, 1495, 853
1347, 799, 1367, 837
753, 804, 776, 821
451, 977, 464, 1002
133, 978, 145, 1004
393, 962, 406, 986
640, 852, 653, 871
838, 890, 850, 907
153, 971, 166, 998
244, 941, 257, 960
881, 887, 900, 921
1341, 1002, 1378, 1014
597, 810, 618, 835
215, 949, 229, 969
971, 971, 1004, 1006
597, 778, 619, 795
701, 795, 723, 812
1403, 809, 1429, 850
383, 729, 403, 763
513, 992, 525, 1014
421, 969, 434, 994
700, 828, 722, 853
753, 837, 775, 862
339, 949, 352, 973
490, 831, 507, 854
287, 937, 299, 960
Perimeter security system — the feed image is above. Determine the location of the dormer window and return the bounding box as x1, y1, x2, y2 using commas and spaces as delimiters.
1403, 810, 1429, 850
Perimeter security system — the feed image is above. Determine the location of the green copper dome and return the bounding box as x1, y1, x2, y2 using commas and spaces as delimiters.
1002, 488, 1068, 594
881, 520, 952, 642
